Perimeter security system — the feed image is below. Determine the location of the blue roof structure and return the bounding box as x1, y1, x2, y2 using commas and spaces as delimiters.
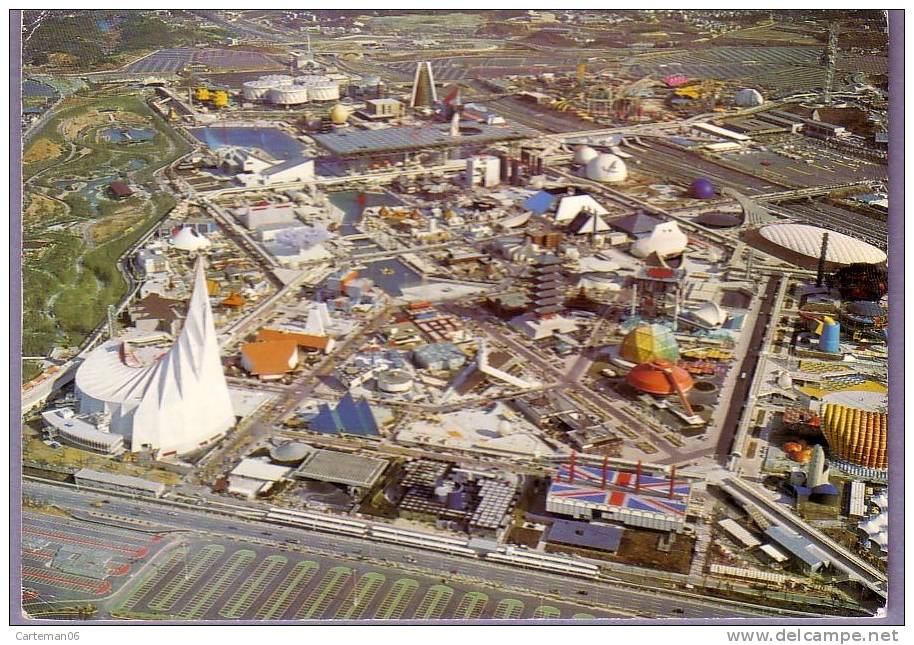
546, 519, 624, 552
310, 393, 380, 437
523, 191, 557, 215
763, 525, 830, 570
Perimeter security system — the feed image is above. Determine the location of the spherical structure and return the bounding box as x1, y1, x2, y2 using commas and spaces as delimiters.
626, 359, 694, 396
694, 211, 743, 228
619, 324, 679, 364
268, 86, 310, 105
758, 224, 887, 266
376, 369, 414, 393
734, 88, 764, 107
329, 103, 350, 125
170, 226, 212, 251
573, 144, 599, 165
586, 153, 627, 183
689, 177, 716, 199
269, 441, 311, 465
497, 419, 514, 436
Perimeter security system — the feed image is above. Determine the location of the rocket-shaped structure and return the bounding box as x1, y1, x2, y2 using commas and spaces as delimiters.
410, 61, 438, 108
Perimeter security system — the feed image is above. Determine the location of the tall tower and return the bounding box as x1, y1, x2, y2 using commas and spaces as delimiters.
816, 232, 830, 287
823, 22, 838, 105
410, 61, 438, 108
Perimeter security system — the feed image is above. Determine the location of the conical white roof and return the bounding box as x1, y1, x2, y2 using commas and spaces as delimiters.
170, 226, 212, 251
75, 258, 235, 455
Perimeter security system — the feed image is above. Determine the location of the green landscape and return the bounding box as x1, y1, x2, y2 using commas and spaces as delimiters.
22, 89, 189, 382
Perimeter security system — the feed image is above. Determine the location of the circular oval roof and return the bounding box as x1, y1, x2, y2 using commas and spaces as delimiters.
269, 442, 311, 463
626, 359, 694, 396
694, 211, 743, 228
759, 224, 887, 265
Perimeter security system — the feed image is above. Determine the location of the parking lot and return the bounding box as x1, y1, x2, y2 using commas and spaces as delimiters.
126, 47, 283, 74
111, 538, 614, 621
21, 511, 165, 605
718, 135, 888, 188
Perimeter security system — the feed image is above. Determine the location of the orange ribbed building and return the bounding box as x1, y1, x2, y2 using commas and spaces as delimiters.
821, 404, 887, 470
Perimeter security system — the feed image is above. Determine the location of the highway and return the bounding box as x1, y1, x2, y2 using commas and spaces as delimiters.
24, 478, 805, 619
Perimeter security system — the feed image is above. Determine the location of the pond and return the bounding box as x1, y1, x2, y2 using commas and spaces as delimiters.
327, 190, 404, 236
101, 126, 155, 144
189, 126, 306, 160
23, 80, 57, 98
359, 258, 424, 297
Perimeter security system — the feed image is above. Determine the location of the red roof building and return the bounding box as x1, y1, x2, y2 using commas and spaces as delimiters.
626, 359, 694, 396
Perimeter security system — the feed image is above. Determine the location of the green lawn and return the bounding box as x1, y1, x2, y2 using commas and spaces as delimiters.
21, 89, 191, 366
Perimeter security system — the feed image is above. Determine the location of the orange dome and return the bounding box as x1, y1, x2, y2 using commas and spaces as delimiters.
626, 359, 695, 396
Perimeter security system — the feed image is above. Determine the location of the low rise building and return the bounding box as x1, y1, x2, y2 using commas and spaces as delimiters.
74, 468, 165, 498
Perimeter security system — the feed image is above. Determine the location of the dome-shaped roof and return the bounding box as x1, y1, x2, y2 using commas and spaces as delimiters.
573, 144, 599, 165
630, 221, 689, 259
269, 441, 312, 464
619, 324, 679, 364
735, 88, 764, 107
690, 177, 716, 199
586, 153, 627, 183
759, 224, 887, 265
626, 359, 694, 396
329, 103, 350, 125
692, 301, 728, 327
170, 226, 212, 251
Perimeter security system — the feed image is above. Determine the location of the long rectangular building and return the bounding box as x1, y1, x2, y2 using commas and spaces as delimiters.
546, 463, 692, 532
74, 468, 166, 498
312, 122, 538, 159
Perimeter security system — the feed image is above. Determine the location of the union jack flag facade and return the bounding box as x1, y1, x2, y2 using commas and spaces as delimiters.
548, 464, 691, 518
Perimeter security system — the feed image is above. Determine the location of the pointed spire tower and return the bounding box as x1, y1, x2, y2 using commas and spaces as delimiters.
75, 257, 235, 456
410, 61, 438, 108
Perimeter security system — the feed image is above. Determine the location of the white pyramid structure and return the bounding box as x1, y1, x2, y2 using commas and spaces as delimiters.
304, 302, 332, 336
75, 257, 235, 456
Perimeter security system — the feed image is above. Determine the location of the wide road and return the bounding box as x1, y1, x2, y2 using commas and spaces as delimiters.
23, 479, 792, 620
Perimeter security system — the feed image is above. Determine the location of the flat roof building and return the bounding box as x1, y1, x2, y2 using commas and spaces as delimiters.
763, 525, 830, 573
294, 448, 388, 492
546, 518, 624, 554
74, 468, 166, 498
311, 122, 538, 159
